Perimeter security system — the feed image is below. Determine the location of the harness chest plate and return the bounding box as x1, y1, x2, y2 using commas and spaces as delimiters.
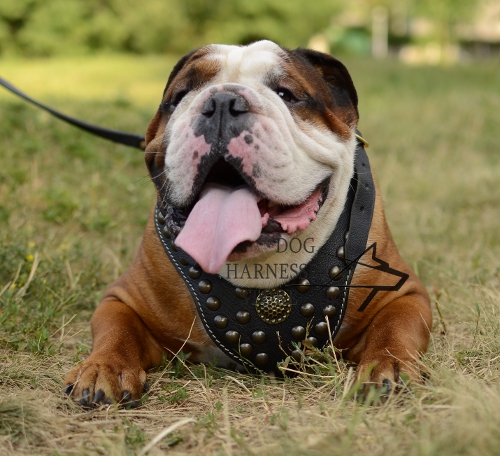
154, 139, 375, 375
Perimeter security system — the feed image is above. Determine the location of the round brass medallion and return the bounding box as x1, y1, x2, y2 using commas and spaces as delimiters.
255, 289, 292, 324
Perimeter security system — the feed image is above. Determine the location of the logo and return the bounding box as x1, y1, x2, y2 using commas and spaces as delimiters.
297, 242, 409, 312
224, 237, 408, 312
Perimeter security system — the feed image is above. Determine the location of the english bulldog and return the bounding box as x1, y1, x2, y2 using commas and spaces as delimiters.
64, 40, 432, 406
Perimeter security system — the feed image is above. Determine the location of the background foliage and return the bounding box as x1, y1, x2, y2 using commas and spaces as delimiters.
0, 0, 487, 57
0, 0, 339, 56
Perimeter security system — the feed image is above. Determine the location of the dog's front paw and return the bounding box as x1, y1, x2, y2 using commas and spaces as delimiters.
63, 353, 149, 408
354, 356, 419, 404
357, 354, 421, 384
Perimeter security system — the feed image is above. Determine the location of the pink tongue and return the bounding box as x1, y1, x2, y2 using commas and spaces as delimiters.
175, 184, 262, 274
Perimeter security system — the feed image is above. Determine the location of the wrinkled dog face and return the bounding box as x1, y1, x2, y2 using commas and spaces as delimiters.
145, 40, 359, 286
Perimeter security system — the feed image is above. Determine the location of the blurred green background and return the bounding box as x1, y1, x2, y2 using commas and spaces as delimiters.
0, 0, 498, 60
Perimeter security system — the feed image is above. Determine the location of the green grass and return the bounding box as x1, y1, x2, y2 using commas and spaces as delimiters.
1, 54, 500, 455
0, 54, 177, 107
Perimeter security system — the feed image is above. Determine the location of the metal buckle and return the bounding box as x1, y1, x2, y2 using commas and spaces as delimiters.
355, 133, 369, 148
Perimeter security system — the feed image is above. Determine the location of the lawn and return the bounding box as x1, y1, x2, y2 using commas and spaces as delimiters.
1, 53, 500, 455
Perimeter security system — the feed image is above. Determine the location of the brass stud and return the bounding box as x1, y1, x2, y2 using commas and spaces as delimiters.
240, 343, 252, 357
291, 350, 302, 361
255, 289, 292, 324
163, 226, 171, 239
296, 278, 310, 293
158, 213, 165, 224
206, 297, 220, 311
307, 337, 318, 347
171, 240, 178, 251
314, 321, 328, 335
198, 280, 212, 294
188, 266, 202, 279
254, 353, 269, 366
252, 331, 266, 344
225, 330, 240, 344
291, 326, 306, 341
214, 315, 228, 329
337, 246, 345, 259
329, 266, 342, 280
235, 287, 249, 299
323, 305, 337, 317
179, 257, 189, 265
235, 311, 250, 324
300, 303, 315, 318
345, 231, 349, 242
326, 286, 341, 299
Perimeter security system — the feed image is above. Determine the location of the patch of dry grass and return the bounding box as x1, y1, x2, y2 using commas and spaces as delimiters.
1, 55, 499, 455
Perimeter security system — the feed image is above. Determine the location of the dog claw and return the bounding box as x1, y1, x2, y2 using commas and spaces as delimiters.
93, 389, 105, 404
63, 384, 74, 395
143, 381, 149, 393
121, 391, 132, 402
355, 379, 395, 405
355, 384, 364, 401
78, 389, 90, 406
378, 379, 393, 404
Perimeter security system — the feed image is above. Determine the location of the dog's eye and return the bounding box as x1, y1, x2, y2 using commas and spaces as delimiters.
276, 88, 297, 104
171, 90, 189, 107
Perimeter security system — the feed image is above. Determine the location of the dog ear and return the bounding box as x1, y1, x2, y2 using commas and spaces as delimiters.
146, 49, 200, 145
163, 49, 199, 96
292, 48, 358, 117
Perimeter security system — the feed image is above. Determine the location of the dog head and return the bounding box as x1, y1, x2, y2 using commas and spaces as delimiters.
145, 40, 359, 287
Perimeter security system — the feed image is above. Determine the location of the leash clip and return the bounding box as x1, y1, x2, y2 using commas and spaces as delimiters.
355, 133, 369, 148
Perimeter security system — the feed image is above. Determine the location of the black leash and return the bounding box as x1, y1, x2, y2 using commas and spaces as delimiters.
0, 76, 146, 150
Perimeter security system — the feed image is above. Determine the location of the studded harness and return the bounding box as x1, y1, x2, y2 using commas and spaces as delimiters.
154, 135, 375, 375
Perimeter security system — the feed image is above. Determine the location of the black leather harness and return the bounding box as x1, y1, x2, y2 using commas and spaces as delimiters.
154, 137, 375, 375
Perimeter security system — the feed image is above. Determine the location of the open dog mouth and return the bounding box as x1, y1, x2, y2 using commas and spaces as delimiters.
165, 160, 329, 273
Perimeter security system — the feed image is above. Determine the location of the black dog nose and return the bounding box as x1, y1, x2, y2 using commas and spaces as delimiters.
201, 92, 249, 118
194, 91, 253, 148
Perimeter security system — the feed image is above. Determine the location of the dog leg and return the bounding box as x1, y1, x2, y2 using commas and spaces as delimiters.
63, 299, 164, 407
348, 294, 432, 388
